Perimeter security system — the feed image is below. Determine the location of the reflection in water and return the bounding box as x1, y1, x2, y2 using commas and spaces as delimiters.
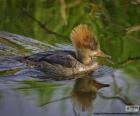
71, 77, 109, 112
0, 72, 139, 116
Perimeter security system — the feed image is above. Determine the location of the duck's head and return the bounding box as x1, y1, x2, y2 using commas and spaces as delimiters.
71, 24, 110, 65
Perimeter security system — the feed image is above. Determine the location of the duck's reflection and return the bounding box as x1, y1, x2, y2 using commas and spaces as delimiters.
71, 77, 109, 111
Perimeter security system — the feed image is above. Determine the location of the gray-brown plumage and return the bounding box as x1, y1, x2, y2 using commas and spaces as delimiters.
18, 24, 109, 80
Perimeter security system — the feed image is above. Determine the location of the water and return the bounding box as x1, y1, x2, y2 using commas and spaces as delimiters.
0, 32, 139, 116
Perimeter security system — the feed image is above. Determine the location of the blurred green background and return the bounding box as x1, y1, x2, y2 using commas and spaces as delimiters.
0, 0, 140, 77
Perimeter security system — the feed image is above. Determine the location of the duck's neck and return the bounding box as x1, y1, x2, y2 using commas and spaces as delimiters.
76, 49, 96, 65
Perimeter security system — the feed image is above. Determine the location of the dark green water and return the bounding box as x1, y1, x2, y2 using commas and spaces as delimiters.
0, 0, 140, 116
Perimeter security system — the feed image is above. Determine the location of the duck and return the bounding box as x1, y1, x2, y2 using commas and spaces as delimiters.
19, 24, 109, 80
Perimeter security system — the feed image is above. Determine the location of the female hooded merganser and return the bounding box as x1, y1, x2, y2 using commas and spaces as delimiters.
20, 24, 109, 80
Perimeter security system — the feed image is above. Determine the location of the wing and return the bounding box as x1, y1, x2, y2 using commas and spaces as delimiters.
23, 50, 78, 67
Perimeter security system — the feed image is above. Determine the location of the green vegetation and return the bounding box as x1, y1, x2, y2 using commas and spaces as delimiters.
0, 37, 30, 55
0, 68, 21, 76
17, 80, 71, 106
0, 0, 140, 77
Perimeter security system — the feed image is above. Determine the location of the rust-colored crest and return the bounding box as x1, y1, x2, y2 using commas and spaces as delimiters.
71, 24, 97, 50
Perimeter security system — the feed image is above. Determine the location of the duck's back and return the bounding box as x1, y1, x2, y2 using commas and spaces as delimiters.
23, 50, 79, 67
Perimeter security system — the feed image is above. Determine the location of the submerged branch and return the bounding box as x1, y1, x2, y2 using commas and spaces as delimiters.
41, 92, 133, 107
97, 74, 134, 105
20, 8, 68, 39
98, 92, 133, 105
